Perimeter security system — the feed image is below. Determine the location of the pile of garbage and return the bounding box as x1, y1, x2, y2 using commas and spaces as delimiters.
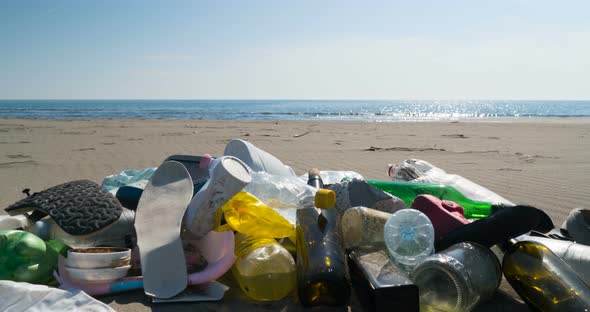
1, 138, 589, 311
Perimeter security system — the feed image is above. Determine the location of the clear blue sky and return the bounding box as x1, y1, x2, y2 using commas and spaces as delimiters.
1, 0, 589, 99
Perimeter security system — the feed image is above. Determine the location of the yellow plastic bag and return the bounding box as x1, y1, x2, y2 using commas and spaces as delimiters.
214, 192, 296, 243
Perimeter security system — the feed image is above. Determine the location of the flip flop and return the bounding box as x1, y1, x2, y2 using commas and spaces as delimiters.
183, 156, 251, 240
4, 180, 123, 236
135, 161, 194, 299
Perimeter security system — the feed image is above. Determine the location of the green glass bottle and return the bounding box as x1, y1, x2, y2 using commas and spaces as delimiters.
502, 240, 590, 311
366, 180, 503, 218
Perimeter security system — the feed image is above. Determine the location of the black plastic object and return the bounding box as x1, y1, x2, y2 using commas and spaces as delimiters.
435, 205, 553, 252
5, 180, 123, 236
115, 186, 144, 210
348, 248, 419, 312
164, 155, 212, 186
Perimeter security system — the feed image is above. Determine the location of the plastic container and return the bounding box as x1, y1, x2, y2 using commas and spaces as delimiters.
66, 247, 131, 269
410, 242, 501, 312
33, 208, 136, 248
341, 207, 392, 249
232, 233, 296, 301
64, 265, 131, 284
244, 171, 335, 224
384, 209, 434, 271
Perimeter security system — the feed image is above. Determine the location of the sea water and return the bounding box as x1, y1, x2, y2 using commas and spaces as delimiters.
1, 100, 590, 121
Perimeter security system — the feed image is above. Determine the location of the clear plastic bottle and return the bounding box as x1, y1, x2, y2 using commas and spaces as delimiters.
244, 171, 335, 223
341, 207, 392, 249
232, 233, 297, 301
384, 209, 435, 271
387, 159, 514, 206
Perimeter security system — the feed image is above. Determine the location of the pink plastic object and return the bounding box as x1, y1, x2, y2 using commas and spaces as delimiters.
411, 195, 470, 241
55, 231, 236, 296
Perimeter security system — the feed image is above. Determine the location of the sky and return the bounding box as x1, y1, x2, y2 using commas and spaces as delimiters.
1, 0, 589, 100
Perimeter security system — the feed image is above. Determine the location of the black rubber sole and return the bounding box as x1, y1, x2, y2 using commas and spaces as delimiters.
5, 180, 123, 235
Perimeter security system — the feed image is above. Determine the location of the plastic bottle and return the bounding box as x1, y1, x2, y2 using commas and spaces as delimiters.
367, 180, 503, 219
341, 207, 392, 249
296, 169, 351, 307
384, 209, 435, 271
502, 240, 590, 311
387, 159, 514, 206
244, 171, 335, 224
410, 242, 501, 312
33, 208, 136, 248
232, 233, 296, 301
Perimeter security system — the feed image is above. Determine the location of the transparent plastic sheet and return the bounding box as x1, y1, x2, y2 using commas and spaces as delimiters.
299, 170, 365, 185
243, 171, 318, 224
0, 280, 115, 312
101, 167, 156, 192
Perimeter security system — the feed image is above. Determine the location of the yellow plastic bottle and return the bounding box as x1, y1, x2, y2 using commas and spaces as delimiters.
232, 233, 297, 301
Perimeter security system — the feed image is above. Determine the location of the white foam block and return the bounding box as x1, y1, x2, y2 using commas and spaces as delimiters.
135, 161, 194, 299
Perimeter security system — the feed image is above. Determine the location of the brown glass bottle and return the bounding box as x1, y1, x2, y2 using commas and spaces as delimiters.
502, 240, 590, 311
295, 169, 351, 306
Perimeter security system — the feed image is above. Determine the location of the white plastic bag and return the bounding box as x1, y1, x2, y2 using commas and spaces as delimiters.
0, 280, 114, 312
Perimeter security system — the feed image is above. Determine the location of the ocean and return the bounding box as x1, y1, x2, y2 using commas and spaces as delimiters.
1, 100, 589, 121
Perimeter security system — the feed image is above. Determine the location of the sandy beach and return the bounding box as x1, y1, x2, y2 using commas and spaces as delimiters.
1, 118, 590, 311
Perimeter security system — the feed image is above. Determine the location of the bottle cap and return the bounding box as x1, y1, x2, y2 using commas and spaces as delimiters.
314, 189, 336, 209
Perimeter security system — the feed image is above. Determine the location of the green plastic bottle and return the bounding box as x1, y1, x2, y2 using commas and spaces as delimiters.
232, 233, 297, 301
366, 180, 503, 218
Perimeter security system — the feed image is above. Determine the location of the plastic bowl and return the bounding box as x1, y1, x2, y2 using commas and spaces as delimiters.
67, 247, 131, 269
65, 265, 131, 284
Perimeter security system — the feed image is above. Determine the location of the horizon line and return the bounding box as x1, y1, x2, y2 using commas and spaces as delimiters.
2, 98, 590, 101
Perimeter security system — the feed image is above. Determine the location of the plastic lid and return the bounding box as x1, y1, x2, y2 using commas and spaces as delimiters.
314, 189, 336, 209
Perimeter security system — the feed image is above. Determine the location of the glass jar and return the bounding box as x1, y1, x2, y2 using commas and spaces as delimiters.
410, 242, 501, 312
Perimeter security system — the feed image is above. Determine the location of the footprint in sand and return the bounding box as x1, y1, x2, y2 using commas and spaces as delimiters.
0, 160, 37, 168
442, 134, 468, 139
6, 154, 31, 159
